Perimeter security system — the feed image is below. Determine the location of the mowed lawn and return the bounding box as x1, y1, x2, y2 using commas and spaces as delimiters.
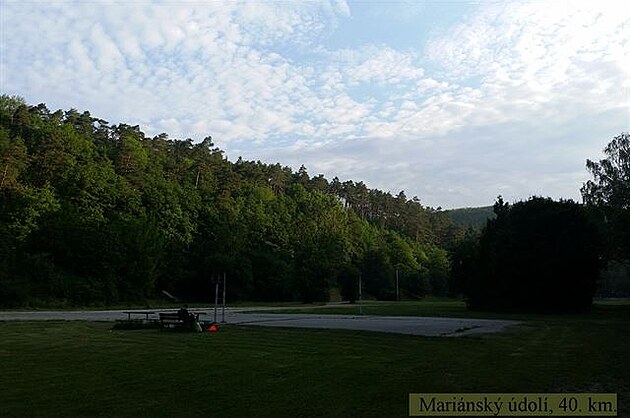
0, 302, 628, 417
256, 298, 630, 320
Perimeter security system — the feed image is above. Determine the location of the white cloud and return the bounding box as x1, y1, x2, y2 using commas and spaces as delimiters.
427, 1, 629, 118
1, 0, 627, 207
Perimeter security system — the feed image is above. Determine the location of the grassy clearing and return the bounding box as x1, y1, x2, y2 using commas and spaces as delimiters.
256, 299, 630, 321
1, 303, 628, 417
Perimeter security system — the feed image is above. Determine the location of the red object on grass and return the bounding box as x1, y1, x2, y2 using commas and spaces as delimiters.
208, 324, 218, 332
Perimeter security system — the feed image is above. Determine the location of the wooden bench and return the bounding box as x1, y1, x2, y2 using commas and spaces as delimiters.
159, 312, 188, 330
159, 312, 206, 331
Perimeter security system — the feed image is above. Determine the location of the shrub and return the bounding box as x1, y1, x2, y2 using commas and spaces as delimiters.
464, 197, 602, 312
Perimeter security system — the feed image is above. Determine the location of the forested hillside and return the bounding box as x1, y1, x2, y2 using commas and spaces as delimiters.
0, 96, 464, 307
445, 206, 495, 230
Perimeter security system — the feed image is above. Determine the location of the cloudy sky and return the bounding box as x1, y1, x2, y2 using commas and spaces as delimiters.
1, 0, 628, 208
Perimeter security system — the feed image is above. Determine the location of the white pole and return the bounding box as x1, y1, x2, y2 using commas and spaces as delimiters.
214, 277, 219, 323
396, 269, 399, 301
358, 273, 363, 315
221, 272, 226, 323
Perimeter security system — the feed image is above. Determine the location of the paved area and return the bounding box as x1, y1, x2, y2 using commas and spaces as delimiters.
0, 308, 519, 337
229, 313, 518, 336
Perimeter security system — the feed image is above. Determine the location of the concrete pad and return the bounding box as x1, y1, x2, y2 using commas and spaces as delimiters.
228, 313, 518, 336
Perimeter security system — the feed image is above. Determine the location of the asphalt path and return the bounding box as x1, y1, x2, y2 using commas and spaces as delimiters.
0, 308, 519, 337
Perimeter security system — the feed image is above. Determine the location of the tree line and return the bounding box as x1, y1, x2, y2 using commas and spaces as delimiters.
3, 95, 626, 312
0, 96, 461, 307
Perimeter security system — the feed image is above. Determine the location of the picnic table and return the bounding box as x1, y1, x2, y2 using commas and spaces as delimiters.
122, 311, 156, 320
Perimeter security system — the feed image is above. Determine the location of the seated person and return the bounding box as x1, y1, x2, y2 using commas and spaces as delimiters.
177, 304, 194, 323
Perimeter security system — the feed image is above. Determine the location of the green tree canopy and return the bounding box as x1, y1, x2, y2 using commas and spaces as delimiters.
581, 132, 630, 262
582, 132, 629, 209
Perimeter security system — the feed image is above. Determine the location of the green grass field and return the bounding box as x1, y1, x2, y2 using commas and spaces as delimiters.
1, 301, 628, 417
255, 298, 630, 321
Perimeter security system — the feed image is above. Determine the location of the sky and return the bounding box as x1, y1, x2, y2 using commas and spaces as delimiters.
1, 0, 628, 209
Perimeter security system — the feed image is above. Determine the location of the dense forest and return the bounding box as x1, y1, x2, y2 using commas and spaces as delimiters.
445, 206, 495, 230
0, 96, 467, 307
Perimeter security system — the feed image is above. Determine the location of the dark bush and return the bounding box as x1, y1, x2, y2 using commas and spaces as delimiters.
464, 197, 602, 312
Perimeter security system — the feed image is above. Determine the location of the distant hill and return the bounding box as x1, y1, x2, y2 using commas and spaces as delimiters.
445, 206, 495, 229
